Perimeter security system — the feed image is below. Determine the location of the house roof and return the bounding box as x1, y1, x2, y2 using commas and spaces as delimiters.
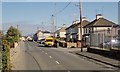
60, 27, 66, 32
83, 18, 118, 28
65, 23, 77, 30
55, 27, 66, 33
42, 31, 50, 33
66, 20, 90, 30
36, 30, 50, 34
118, 25, 120, 28
74, 20, 90, 28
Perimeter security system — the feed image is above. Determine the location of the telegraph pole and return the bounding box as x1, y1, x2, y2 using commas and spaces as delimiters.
17, 24, 19, 30
52, 14, 55, 37
79, 0, 83, 52
42, 22, 44, 31
37, 27, 39, 31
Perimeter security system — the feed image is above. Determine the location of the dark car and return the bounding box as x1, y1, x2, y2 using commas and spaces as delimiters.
39, 39, 45, 44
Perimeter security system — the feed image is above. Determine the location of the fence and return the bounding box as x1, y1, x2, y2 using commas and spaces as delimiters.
86, 31, 119, 49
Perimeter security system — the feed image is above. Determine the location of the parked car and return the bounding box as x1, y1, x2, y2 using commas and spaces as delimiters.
37, 40, 41, 43
39, 39, 45, 44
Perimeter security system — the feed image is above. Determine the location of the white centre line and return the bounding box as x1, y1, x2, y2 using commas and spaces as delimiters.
49, 56, 52, 58
55, 61, 60, 64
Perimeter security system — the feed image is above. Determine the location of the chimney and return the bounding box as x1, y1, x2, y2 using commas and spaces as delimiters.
82, 17, 87, 21
96, 14, 103, 19
72, 20, 79, 24
63, 24, 66, 27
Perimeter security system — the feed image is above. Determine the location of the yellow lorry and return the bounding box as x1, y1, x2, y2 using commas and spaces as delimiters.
45, 37, 55, 47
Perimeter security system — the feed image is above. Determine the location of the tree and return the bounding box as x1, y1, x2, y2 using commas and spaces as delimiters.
6, 26, 21, 48
2, 35, 11, 70
1, 26, 21, 70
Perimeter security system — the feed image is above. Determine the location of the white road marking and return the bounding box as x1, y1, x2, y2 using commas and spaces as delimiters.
49, 56, 52, 58
55, 61, 60, 64
45, 53, 47, 54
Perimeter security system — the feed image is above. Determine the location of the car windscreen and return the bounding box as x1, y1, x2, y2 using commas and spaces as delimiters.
46, 39, 53, 42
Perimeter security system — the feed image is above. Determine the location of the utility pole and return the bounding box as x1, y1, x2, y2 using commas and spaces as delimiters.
52, 14, 55, 37
37, 27, 39, 31
17, 24, 19, 30
42, 22, 44, 31
79, 0, 83, 52
54, 3, 57, 33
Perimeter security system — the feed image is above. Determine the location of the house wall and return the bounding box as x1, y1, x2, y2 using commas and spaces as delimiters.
84, 26, 118, 47
60, 32, 66, 38
118, 29, 120, 39
43, 33, 51, 38
84, 27, 117, 35
37, 32, 44, 40
66, 28, 71, 38
66, 26, 84, 40
88, 27, 118, 47
77, 28, 84, 40
72, 27, 78, 33
93, 27, 118, 36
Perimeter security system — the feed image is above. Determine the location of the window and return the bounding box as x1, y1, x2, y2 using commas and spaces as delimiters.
89, 28, 91, 33
86, 28, 88, 34
107, 28, 110, 34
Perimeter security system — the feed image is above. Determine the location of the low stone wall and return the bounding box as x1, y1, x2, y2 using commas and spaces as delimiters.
10, 42, 20, 61
67, 42, 77, 48
14, 42, 18, 48
87, 47, 120, 60
59, 42, 67, 47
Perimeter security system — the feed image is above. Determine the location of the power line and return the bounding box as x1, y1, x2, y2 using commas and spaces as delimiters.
54, 0, 73, 15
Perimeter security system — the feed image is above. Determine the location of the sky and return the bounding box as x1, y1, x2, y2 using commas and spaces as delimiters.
1, 1, 119, 36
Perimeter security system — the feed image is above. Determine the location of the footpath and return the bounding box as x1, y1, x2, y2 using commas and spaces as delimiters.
10, 41, 21, 68
66, 48, 120, 71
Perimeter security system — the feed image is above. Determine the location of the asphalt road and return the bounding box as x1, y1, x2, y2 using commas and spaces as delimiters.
12, 41, 116, 71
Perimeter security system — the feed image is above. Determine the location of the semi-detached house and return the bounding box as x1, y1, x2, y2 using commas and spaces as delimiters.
65, 17, 89, 42
83, 14, 119, 47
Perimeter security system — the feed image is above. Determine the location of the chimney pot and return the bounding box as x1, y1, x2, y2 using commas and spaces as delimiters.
82, 17, 87, 21
96, 14, 103, 19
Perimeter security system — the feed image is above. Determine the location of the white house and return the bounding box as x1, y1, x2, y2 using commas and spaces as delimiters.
20, 36, 26, 41
26, 36, 33, 41
65, 17, 89, 42
55, 24, 66, 38
33, 30, 51, 41
43, 31, 52, 39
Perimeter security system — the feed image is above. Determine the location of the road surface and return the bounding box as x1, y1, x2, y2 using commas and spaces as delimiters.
12, 41, 116, 71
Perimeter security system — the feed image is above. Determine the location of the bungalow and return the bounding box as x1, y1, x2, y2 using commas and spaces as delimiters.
66, 17, 89, 42
83, 14, 119, 47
